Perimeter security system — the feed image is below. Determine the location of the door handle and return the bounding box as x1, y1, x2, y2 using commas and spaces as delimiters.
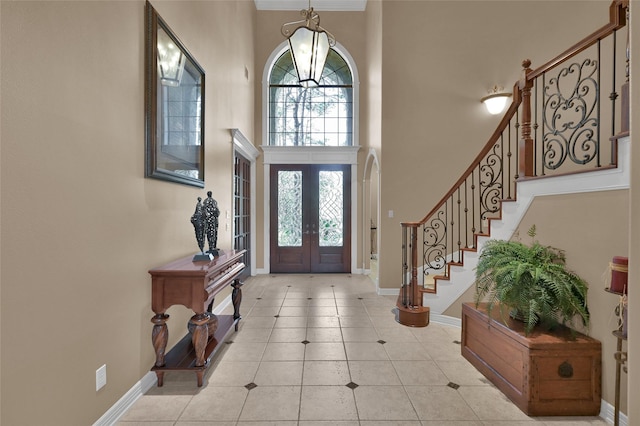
304, 224, 318, 235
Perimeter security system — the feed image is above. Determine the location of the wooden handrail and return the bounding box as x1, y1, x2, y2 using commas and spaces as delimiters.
528, 0, 627, 80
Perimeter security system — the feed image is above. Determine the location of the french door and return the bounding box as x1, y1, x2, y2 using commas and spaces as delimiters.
270, 164, 351, 273
233, 153, 251, 280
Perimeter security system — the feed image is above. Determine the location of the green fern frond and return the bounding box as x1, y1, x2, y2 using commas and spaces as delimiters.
473, 227, 590, 335
527, 224, 537, 239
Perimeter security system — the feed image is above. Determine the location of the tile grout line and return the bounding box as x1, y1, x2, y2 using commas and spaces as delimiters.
336, 285, 363, 424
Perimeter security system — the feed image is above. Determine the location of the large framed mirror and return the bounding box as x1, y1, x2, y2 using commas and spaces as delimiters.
145, 1, 205, 187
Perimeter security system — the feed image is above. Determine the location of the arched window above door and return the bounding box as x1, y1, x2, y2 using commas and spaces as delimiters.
267, 46, 356, 147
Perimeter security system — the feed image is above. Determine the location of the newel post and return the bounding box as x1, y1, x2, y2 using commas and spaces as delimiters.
620, 3, 630, 134
399, 222, 419, 308
396, 222, 429, 327
518, 59, 535, 178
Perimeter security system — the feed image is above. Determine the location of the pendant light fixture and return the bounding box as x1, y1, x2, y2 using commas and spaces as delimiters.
281, 1, 336, 88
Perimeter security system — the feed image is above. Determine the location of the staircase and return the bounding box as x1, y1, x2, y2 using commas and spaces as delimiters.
396, 0, 629, 327
423, 137, 630, 318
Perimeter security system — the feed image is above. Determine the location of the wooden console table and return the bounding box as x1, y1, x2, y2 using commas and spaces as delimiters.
148, 249, 246, 387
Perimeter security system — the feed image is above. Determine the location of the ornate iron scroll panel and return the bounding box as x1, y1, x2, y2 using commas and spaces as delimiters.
532, 30, 624, 176
541, 58, 600, 173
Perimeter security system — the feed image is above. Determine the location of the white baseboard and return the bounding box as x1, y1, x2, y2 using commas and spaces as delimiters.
600, 399, 628, 425
377, 287, 399, 296
92, 371, 157, 426
93, 294, 234, 426
431, 313, 462, 328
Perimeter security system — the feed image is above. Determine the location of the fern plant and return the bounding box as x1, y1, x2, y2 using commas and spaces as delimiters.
474, 225, 590, 335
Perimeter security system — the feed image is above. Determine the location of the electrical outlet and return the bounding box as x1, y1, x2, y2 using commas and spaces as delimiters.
96, 364, 107, 391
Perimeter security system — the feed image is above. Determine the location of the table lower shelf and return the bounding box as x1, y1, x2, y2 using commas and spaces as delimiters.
151, 314, 238, 386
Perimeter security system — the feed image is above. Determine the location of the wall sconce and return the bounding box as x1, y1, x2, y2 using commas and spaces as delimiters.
281, 2, 336, 88
481, 85, 512, 115
157, 30, 186, 87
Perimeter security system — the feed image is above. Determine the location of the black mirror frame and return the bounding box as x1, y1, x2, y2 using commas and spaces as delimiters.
145, 1, 206, 188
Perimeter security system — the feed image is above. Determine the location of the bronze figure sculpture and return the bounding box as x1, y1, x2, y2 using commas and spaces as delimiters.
203, 191, 220, 255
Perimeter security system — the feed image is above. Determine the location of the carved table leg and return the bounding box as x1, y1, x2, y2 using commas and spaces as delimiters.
231, 279, 243, 331
155, 371, 165, 387
151, 314, 169, 367
151, 313, 169, 387
189, 313, 210, 368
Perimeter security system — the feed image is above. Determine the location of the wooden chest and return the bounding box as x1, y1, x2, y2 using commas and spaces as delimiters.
461, 302, 601, 416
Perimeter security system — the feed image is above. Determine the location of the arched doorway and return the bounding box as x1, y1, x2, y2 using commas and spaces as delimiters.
363, 149, 381, 289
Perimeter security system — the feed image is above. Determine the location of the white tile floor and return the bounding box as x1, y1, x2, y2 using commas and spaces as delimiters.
117, 274, 609, 425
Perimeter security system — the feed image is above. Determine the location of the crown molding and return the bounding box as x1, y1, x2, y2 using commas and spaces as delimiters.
254, 0, 367, 11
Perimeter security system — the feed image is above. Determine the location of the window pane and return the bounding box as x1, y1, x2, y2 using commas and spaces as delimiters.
269, 49, 353, 146
319, 171, 343, 246
278, 171, 302, 246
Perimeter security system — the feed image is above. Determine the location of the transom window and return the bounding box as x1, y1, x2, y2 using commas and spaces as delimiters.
268, 48, 353, 146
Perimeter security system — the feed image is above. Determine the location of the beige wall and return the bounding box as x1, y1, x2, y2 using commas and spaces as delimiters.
0, 1, 255, 424
443, 189, 631, 411
365, 0, 382, 157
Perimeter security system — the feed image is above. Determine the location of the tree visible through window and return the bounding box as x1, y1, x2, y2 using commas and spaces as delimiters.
269, 49, 353, 146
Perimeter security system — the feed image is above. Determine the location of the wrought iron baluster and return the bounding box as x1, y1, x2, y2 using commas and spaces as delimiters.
533, 80, 538, 176
477, 166, 482, 234
456, 187, 461, 262
500, 133, 504, 200
597, 38, 602, 168
409, 225, 418, 305
471, 170, 476, 240
464, 179, 469, 249
515, 109, 520, 181
541, 72, 546, 176
449, 196, 454, 268
507, 122, 512, 199
401, 224, 408, 307
609, 32, 617, 165
445, 199, 449, 277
